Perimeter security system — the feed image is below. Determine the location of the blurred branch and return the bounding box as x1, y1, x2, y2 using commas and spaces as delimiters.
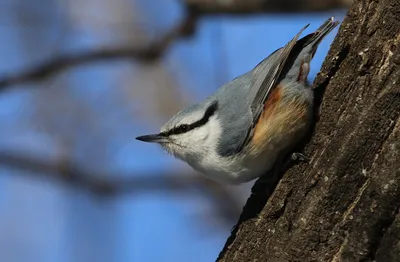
0, 151, 242, 221
0, 151, 208, 194
0, 0, 351, 90
185, 0, 351, 14
0, 13, 197, 89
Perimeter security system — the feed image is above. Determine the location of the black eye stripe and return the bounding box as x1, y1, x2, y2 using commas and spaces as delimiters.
171, 124, 190, 134
164, 101, 218, 136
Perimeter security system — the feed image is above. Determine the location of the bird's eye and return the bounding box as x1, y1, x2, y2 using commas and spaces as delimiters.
180, 124, 189, 131
171, 124, 191, 134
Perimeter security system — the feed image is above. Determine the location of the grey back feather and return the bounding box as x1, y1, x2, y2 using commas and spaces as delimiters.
211, 72, 253, 157
211, 49, 284, 157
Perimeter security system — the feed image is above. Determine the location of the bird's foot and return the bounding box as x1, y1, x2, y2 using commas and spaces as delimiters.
291, 152, 310, 162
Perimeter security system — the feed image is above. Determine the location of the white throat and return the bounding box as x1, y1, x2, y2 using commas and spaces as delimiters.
163, 115, 222, 164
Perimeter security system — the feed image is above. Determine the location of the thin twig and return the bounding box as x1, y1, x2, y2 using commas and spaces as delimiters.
184, 0, 350, 14
0, 0, 351, 90
0, 13, 197, 89
0, 151, 242, 221
0, 151, 200, 195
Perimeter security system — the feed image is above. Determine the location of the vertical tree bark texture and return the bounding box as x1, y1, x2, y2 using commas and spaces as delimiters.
218, 0, 400, 261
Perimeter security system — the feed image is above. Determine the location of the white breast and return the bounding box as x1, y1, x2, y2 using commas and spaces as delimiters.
163, 114, 291, 185
182, 116, 279, 184
193, 144, 278, 184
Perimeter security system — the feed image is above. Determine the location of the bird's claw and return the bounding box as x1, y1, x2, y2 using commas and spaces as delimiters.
291, 152, 310, 162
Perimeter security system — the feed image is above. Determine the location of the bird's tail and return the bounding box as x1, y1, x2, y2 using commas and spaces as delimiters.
305, 17, 340, 57
279, 17, 340, 84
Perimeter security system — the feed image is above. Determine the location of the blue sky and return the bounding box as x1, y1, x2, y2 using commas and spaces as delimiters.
0, 1, 346, 261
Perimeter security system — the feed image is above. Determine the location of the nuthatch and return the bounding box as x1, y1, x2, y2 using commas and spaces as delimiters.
136, 17, 339, 184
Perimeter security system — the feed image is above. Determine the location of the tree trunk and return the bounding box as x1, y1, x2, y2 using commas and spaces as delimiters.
217, 0, 400, 261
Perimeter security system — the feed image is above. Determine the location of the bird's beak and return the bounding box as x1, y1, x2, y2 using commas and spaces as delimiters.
135, 133, 169, 143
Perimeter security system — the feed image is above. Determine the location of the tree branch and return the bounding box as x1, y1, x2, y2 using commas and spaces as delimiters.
0, 151, 212, 194
0, 13, 197, 90
0, 0, 352, 90
0, 151, 242, 223
185, 0, 351, 15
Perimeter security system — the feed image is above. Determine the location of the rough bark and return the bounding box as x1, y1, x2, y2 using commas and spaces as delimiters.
218, 0, 400, 261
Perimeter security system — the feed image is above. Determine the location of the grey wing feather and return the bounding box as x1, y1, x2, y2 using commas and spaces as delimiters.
215, 18, 339, 156
249, 23, 310, 126
238, 24, 310, 150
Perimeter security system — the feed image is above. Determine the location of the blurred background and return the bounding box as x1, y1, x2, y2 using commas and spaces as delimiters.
0, 0, 349, 261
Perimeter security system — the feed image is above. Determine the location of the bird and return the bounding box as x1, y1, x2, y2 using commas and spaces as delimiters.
136, 17, 340, 184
